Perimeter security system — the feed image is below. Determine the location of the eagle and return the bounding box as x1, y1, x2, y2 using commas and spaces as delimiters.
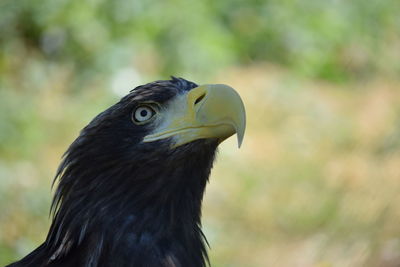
7, 77, 246, 267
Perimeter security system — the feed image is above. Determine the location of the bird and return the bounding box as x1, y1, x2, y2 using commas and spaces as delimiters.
6, 77, 246, 267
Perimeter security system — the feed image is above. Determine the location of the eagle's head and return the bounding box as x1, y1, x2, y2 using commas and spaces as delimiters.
9, 77, 246, 267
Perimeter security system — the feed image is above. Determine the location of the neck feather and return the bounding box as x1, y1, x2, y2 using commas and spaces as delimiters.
42, 140, 217, 267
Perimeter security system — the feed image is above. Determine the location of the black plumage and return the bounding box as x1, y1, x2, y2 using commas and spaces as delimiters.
7, 77, 245, 267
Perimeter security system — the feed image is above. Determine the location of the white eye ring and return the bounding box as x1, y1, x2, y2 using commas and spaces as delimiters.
133, 105, 155, 124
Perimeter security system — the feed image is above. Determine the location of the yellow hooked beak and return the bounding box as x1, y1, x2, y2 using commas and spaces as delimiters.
143, 84, 246, 148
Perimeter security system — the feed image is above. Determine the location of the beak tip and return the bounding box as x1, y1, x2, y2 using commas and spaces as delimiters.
235, 116, 246, 149
237, 131, 245, 148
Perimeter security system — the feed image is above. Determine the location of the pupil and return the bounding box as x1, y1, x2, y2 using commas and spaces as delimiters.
140, 110, 148, 117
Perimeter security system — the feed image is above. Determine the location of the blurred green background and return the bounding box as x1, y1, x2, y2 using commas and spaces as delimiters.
1, 0, 400, 266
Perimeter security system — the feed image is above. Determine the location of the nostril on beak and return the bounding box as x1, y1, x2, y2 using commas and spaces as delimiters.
194, 93, 206, 106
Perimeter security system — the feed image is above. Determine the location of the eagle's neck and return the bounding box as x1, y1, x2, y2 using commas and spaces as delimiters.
42, 141, 217, 267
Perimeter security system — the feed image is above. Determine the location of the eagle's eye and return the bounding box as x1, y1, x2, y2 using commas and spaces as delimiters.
133, 105, 156, 124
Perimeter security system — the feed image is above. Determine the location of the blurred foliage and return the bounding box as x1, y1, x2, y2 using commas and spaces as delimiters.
1, 0, 400, 83
1, 0, 400, 266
